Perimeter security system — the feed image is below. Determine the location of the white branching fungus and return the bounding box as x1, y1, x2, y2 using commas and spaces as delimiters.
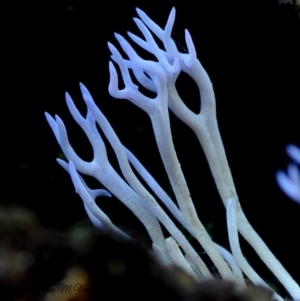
46, 8, 300, 300
277, 144, 300, 204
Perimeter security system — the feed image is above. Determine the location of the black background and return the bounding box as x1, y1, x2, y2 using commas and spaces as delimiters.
2, 0, 300, 288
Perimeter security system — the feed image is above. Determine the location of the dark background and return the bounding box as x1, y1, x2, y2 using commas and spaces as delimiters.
2, 0, 300, 289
